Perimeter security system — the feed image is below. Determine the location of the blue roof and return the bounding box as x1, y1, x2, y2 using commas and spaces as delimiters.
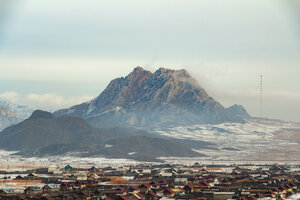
65, 164, 72, 169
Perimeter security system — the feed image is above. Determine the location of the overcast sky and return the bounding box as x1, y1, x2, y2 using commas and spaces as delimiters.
0, 0, 300, 122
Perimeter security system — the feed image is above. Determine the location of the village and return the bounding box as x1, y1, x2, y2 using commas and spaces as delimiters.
0, 162, 299, 200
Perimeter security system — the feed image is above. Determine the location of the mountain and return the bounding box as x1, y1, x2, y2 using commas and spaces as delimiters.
55, 67, 243, 127
0, 100, 33, 119
0, 106, 22, 131
0, 110, 111, 152
226, 104, 250, 118
0, 110, 205, 161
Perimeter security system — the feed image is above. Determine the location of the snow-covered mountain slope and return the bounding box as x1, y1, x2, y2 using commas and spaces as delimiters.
0, 101, 33, 119
153, 118, 300, 161
0, 106, 23, 131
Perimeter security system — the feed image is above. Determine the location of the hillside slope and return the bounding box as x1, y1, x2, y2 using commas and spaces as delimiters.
0, 110, 205, 161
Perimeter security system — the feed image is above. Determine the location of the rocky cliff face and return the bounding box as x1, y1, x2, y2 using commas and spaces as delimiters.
55, 67, 243, 127
0, 106, 22, 131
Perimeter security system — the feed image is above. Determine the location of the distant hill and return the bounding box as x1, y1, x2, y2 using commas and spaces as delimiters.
0, 106, 22, 131
226, 104, 250, 118
0, 110, 205, 161
0, 110, 111, 152
55, 67, 244, 127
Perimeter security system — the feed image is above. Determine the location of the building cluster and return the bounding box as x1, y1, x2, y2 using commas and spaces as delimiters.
0, 163, 300, 200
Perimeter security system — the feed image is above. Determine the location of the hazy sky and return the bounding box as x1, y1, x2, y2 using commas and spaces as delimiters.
0, 0, 300, 122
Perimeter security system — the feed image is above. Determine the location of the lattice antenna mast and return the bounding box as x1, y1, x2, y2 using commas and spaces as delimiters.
260, 75, 263, 118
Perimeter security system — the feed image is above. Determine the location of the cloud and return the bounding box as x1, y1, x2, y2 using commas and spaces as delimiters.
0, 91, 20, 103
0, 91, 93, 111
24, 93, 93, 111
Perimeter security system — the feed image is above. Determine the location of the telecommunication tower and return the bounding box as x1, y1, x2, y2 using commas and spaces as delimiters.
260, 75, 263, 118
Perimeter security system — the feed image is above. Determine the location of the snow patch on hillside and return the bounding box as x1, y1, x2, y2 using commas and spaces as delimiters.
153, 118, 300, 160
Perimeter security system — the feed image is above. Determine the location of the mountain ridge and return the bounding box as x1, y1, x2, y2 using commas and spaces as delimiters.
54, 67, 244, 127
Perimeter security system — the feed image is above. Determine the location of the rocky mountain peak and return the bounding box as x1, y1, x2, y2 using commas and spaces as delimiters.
127, 66, 152, 87
133, 66, 146, 72
156, 67, 189, 76
153, 68, 193, 87
54, 67, 244, 126
156, 67, 172, 74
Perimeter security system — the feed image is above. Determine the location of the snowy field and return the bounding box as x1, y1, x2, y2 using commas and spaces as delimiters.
0, 150, 140, 170
286, 193, 300, 200
153, 118, 300, 161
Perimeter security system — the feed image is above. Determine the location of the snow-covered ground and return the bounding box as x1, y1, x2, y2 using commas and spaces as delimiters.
153, 118, 300, 161
286, 193, 300, 200
0, 150, 140, 169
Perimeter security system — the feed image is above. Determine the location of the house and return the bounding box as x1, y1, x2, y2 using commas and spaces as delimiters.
60, 183, 74, 191
287, 182, 297, 190
213, 191, 235, 199
64, 164, 73, 171
159, 180, 169, 187
183, 184, 194, 193
88, 174, 99, 181
132, 193, 145, 200
27, 172, 37, 179
199, 182, 210, 189
105, 187, 127, 197
24, 186, 43, 195
173, 187, 186, 196
136, 173, 152, 180
48, 164, 60, 173
129, 186, 140, 194
232, 169, 242, 175
261, 171, 271, 178
162, 188, 175, 197
159, 171, 173, 177
116, 195, 131, 200
76, 174, 88, 181
43, 184, 60, 192
15, 175, 24, 180
174, 177, 188, 184
73, 181, 86, 190
149, 181, 160, 189
145, 191, 159, 200
0, 188, 14, 195
138, 183, 151, 193
89, 166, 99, 172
